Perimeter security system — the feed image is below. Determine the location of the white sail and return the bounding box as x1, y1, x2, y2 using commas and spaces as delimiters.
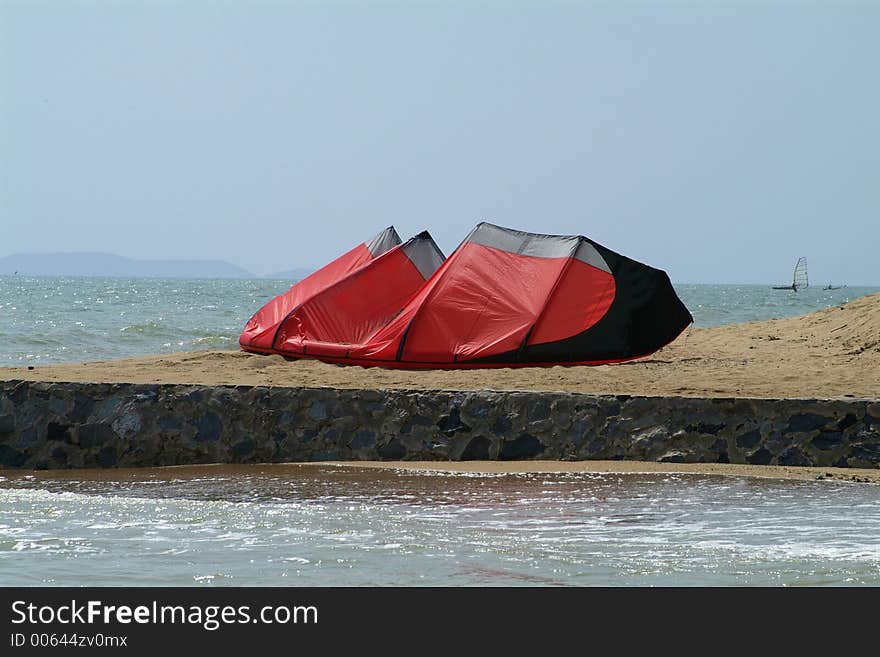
772, 256, 809, 291
793, 257, 808, 290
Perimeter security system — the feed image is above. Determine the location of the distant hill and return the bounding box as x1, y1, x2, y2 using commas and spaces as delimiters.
0, 252, 255, 279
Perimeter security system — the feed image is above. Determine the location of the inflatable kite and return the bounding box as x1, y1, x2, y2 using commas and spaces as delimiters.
240, 222, 692, 368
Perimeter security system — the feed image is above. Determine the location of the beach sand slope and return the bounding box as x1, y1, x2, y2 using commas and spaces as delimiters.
3, 292, 879, 400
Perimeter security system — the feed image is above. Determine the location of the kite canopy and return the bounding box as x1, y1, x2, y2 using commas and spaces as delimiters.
240, 222, 693, 368
238, 226, 404, 354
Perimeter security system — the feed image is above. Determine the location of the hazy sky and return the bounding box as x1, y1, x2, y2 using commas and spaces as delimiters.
2, 1, 878, 284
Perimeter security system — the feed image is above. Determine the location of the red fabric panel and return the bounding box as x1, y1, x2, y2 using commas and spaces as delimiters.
346, 289, 426, 362
274, 250, 428, 355
396, 243, 567, 362
239, 243, 372, 351
528, 259, 616, 345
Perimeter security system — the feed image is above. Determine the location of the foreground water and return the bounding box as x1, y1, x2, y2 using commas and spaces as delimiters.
0, 276, 877, 366
1, 466, 879, 587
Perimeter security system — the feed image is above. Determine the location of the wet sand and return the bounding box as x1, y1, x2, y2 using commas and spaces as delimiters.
325, 460, 880, 483
1, 460, 877, 484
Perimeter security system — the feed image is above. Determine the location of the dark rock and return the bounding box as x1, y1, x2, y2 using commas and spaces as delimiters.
499, 434, 545, 460
309, 450, 340, 461
308, 401, 328, 422
400, 415, 433, 434
349, 430, 376, 449
0, 445, 27, 467
48, 396, 68, 415
7, 383, 30, 405
71, 395, 94, 422
0, 414, 16, 434
17, 427, 40, 448
356, 389, 382, 403
687, 422, 725, 435
850, 442, 880, 463
492, 414, 512, 435
299, 428, 319, 443
527, 398, 552, 422
459, 436, 491, 460
711, 438, 729, 462
112, 411, 142, 436
601, 400, 621, 418
92, 398, 123, 423
568, 418, 594, 445
463, 398, 491, 419
377, 439, 407, 460
232, 440, 255, 458
811, 431, 843, 451
746, 448, 773, 465
2, 380, 878, 470
583, 438, 609, 457
97, 446, 118, 467
658, 451, 687, 463
47, 422, 72, 443
361, 401, 386, 414
158, 416, 183, 431
78, 424, 117, 448
437, 408, 471, 436
787, 413, 830, 433
736, 430, 762, 449
195, 412, 222, 442
778, 448, 810, 466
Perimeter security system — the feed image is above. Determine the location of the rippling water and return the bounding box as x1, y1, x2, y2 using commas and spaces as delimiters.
0, 275, 877, 366
1, 466, 879, 586
0, 276, 289, 366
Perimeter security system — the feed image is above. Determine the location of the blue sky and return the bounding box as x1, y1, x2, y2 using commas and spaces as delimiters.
2, 1, 878, 284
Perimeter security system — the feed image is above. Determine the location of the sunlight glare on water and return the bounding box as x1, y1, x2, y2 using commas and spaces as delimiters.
1, 466, 879, 587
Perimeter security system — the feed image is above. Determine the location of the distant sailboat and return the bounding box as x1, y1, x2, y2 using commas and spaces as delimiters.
772, 257, 808, 291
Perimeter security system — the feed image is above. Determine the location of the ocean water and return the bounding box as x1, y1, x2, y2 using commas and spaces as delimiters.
0, 275, 877, 367
1, 276, 880, 587
2, 466, 879, 587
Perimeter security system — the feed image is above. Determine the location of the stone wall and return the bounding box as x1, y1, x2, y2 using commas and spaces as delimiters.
1, 380, 879, 470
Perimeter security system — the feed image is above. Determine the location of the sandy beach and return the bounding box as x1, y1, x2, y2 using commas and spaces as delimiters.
3, 291, 879, 400
322, 460, 880, 483
0, 460, 878, 484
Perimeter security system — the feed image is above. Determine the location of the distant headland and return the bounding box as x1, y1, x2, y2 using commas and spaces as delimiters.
0, 253, 312, 280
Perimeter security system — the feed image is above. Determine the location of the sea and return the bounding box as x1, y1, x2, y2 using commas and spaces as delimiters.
1, 277, 880, 587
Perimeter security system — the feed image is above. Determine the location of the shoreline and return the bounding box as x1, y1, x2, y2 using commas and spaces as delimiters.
323, 460, 880, 483
1, 460, 878, 484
